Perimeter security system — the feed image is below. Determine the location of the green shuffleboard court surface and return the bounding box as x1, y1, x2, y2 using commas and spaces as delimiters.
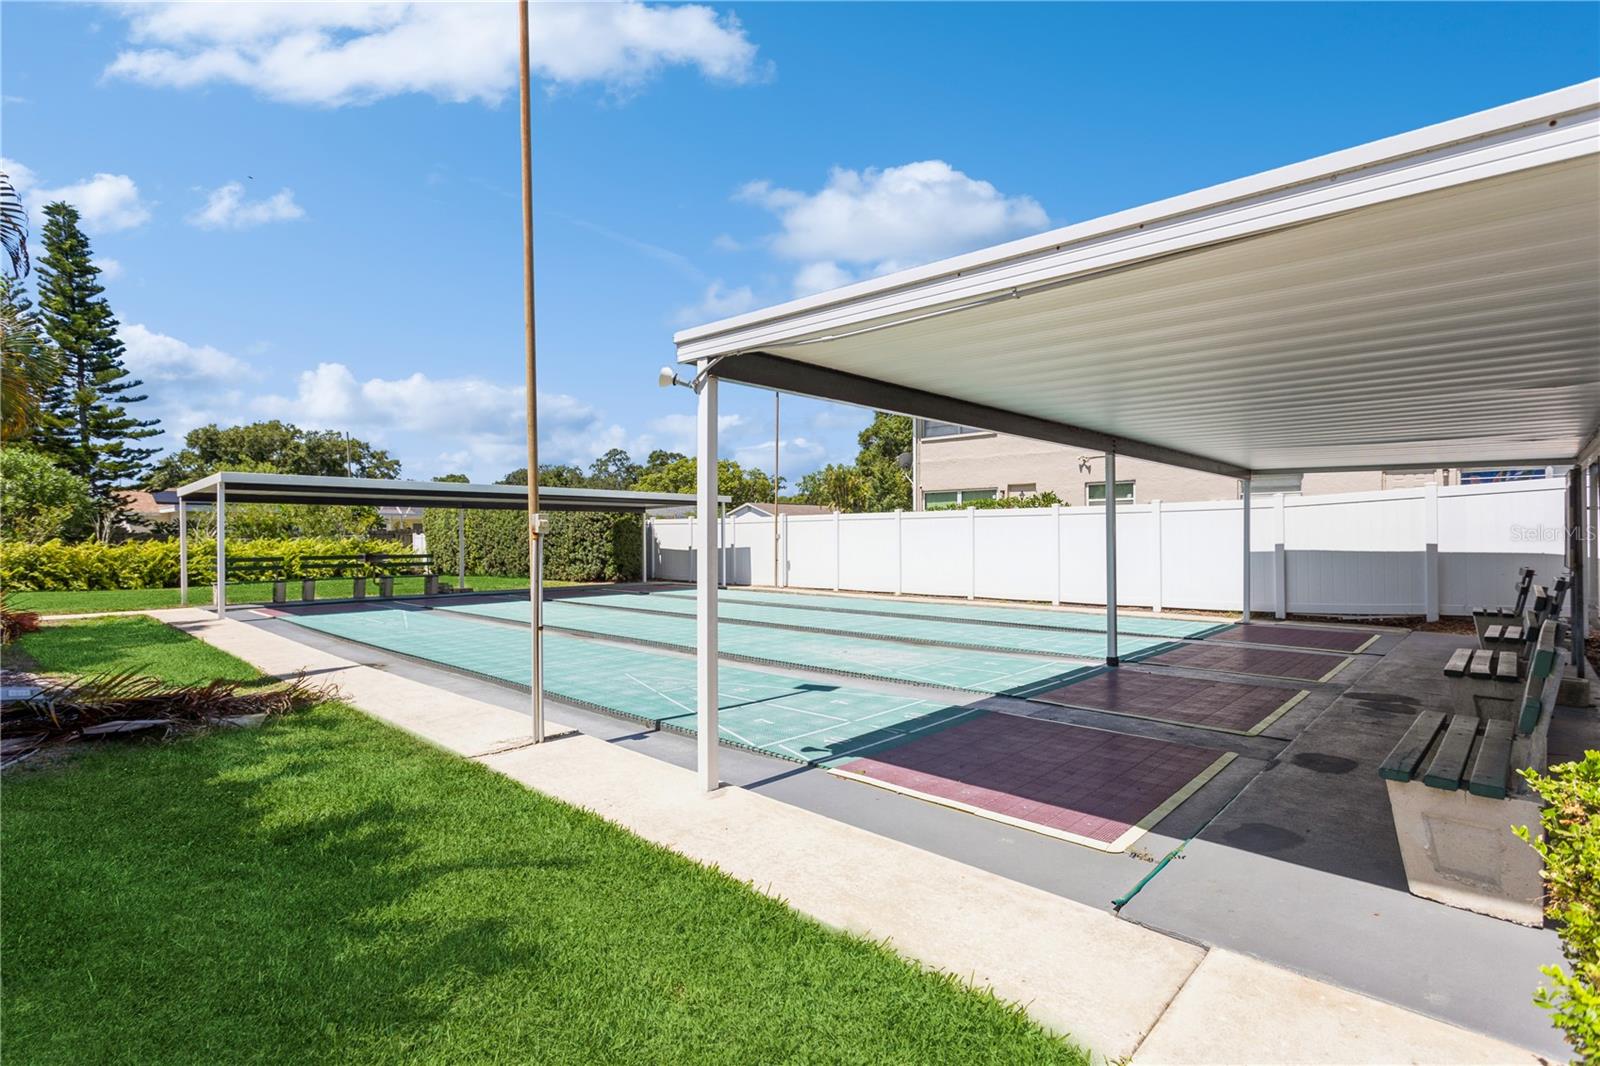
276, 605, 980, 766
517, 590, 1174, 660
651, 586, 1229, 640
442, 597, 1108, 697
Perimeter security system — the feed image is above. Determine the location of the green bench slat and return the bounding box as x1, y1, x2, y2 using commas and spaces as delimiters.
1380, 710, 1446, 783
1423, 715, 1479, 791
1467, 720, 1515, 799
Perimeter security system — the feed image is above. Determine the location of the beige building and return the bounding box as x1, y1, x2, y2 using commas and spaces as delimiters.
912, 420, 1464, 509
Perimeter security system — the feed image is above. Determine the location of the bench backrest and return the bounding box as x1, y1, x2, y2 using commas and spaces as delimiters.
1510, 567, 1535, 614
367, 553, 433, 575
295, 554, 366, 577
1516, 620, 1562, 736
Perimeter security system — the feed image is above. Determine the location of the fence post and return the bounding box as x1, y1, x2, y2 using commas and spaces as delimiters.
895, 509, 904, 595
780, 513, 789, 588
1151, 499, 1163, 613
1051, 503, 1062, 606
833, 511, 842, 592
1274, 493, 1288, 619
968, 507, 977, 600
1423, 484, 1440, 622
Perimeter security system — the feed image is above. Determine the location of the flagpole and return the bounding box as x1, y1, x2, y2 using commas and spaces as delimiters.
518, 0, 544, 741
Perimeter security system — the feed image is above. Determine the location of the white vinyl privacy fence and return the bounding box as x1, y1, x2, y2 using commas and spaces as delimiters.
645, 479, 1568, 619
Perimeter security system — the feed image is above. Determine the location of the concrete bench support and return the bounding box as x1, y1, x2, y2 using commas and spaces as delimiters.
1383, 778, 1544, 926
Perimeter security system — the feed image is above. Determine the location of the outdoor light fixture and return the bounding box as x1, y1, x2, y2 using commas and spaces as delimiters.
658, 366, 691, 389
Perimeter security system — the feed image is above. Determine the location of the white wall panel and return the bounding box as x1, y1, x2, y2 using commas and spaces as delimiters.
644, 478, 1570, 616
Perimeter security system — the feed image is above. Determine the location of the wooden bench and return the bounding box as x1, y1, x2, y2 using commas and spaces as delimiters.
292, 554, 369, 601
1471, 567, 1534, 642
366, 553, 439, 597
222, 555, 287, 603
1382, 620, 1565, 925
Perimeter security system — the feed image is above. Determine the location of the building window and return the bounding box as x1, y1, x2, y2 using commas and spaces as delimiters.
920, 420, 985, 439
924, 488, 998, 508
1459, 468, 1548, 484
1006, 483, 1037, 498
1086, 481, 1135, 504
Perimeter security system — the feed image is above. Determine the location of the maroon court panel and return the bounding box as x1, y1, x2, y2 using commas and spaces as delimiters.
1205, 623, 1379, 653
1142, 642, 1351, 682
1028, 670, 1305, 735
833, 712, 1230, 850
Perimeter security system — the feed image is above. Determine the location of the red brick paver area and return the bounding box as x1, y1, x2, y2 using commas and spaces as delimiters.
1030, 671, 1304, 734
1144, 642, 1351, 682
833, 712, 1231, 850
1205, 623, 1379, 652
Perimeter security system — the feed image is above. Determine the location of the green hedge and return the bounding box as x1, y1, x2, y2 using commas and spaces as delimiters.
1517, 752, 1600, 1060
420, 509, 641, 583
0, 537, 402, 591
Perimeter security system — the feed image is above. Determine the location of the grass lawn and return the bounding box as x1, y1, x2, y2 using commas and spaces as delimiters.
3, 619, 1086, 1065
7, 574, 538, 616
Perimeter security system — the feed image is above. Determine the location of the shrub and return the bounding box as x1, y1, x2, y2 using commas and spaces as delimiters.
420, 508, 642, 583
0, 447, 96, 543
1516, 751, 1600, 1060
929, 492, 1065, 511
0, 536, 401, 591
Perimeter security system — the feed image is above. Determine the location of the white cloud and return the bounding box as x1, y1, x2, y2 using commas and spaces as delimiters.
97, 257, 124, 280
738, 160, 1048, 295
733, 435, 826, 472
648, 411, 746, 454
3, 157, 152, 233
188, 182, 304, 229
105, 2, 766, 107
122, 323, 255, 382
673, 280, 757, 326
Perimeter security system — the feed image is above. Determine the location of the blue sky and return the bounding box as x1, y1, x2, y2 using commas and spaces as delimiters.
4, 2, 1595, 483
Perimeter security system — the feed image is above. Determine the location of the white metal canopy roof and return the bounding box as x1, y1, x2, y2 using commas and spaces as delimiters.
174, 471, 726, 512
675, 81, 1600, 477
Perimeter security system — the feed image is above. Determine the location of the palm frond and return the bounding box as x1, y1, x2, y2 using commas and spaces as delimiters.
0, 172, 29, 279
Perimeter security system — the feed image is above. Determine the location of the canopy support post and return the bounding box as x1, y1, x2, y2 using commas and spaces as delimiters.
456, 509, 466, 593
696, 367, 721, 792
178, 497, 189, 606
1105, 449, 1119, 666
641, 515, 650, 585
1241, 479, 1253, 623
1570, 468, 1587, 679
214, 480, 227, 621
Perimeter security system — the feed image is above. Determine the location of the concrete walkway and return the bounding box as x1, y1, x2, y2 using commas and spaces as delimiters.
154, 608, 1547, 1064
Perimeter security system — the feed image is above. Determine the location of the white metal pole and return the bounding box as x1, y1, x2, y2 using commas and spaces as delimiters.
720, 502, 728, 589
696, 368, 721, 792
911, 421, 922, 510
642, 515, 650, 585
1241, 479, 1253, 623
214, 480, 227, 621
178, 497, 189, 606
773, 391, 780, 588
1104, 450, 1118, 664
456, 508, 466, 592
1052, 502, 1062, 607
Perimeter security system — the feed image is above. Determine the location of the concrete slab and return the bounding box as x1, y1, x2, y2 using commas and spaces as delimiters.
1122, 631, 1566, 1057
1132, 949, 1543, 1065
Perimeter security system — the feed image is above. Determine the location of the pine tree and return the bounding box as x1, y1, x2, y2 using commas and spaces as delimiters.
33, 202, 159, 535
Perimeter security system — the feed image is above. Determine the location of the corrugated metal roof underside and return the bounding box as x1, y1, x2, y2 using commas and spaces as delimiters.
743, 157, 1598, 473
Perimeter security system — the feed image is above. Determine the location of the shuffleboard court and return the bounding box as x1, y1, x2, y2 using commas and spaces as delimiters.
1028, 670, 1308, 736
1202, 622, 1381, 653
272, 604, 980, 765
649, 585, 1227, 639
441, 598, 1102, 697
520, 591, 1175, 659
1141, 642, 1353, 683
832, 712, 1234, 852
